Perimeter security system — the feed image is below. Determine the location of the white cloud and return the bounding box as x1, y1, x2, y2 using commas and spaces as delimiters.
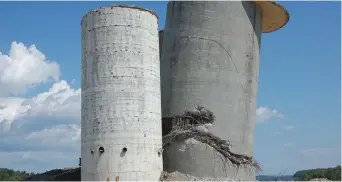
0, 80, 81, 132
0, 42, 80, 172
0, 97, 25, 122
0, 124, 80, 153
0, 80, 81, 171
22, 80, 80, 119
0, 42, 60, 96
25, 124, 80, 150
285, 125, 295, 131
0, 80, 81, 172
256, 106, 284, 123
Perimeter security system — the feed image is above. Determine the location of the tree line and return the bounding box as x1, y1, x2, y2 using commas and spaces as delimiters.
0, 168, 80, 181
293, 165, 341, 181
0, 168, 35, 181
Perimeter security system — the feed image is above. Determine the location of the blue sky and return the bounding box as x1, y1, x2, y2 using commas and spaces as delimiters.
0, 1, 340, 176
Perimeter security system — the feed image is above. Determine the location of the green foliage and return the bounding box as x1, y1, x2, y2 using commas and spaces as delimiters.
0, 167, 80, 181
0, 168, 34, 181
23, 168, 80, 181
293, 165, 341, 181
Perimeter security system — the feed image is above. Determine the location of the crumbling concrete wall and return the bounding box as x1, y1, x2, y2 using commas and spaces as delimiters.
160, 1, 262, 180
81, 5, 163, 181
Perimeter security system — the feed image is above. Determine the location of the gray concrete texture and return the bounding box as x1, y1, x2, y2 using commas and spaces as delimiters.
81, 5, 163, 181
160, 1, 262, 180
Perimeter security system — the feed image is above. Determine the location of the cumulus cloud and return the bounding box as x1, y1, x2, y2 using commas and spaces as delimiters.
0, 42, 80, 172
21, 80, 80, 119
0, 79, 81, 172
0, 97, 25, 128
25, 124, 80, 150
0, 42, 60, 96
0, 80, 81, 133
256, 106, 284, 123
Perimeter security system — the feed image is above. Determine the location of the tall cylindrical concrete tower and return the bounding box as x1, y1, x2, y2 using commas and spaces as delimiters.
161, 1, 288, 180
81, 5, 162, 181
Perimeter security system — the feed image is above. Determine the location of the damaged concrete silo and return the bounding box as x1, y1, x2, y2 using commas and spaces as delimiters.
81, 5, 162, 181
160, 1, 289, 180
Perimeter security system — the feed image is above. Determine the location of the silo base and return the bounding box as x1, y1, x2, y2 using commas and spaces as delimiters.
163, 141, 256, 181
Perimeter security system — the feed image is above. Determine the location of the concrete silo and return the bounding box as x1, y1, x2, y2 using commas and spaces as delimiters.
81, 5, 162, 181
160, 1, 289, 180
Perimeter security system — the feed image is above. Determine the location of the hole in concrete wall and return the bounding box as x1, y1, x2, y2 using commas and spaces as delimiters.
90, 149, 94, 154
99, 146, 104, 154
120, 147, 127, 157
157, 148, 163, 157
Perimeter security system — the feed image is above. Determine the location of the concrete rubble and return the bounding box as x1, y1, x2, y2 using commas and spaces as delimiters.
310, 178, 330, 181
160, 171, 238, 181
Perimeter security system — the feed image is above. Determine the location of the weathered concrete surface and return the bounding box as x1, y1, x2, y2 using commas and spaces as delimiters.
160, 171, 238, 181
81, 5, 162, 181
161, 1, 262, 180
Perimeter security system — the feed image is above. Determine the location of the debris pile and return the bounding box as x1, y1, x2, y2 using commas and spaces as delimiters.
159, 171, 237, 181
310, 178, 330, 181
162, 105, 262, 172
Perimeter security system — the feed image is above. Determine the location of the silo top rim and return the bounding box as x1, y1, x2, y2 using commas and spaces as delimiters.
81, 4, 158, 23
254, 1, 290, 33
